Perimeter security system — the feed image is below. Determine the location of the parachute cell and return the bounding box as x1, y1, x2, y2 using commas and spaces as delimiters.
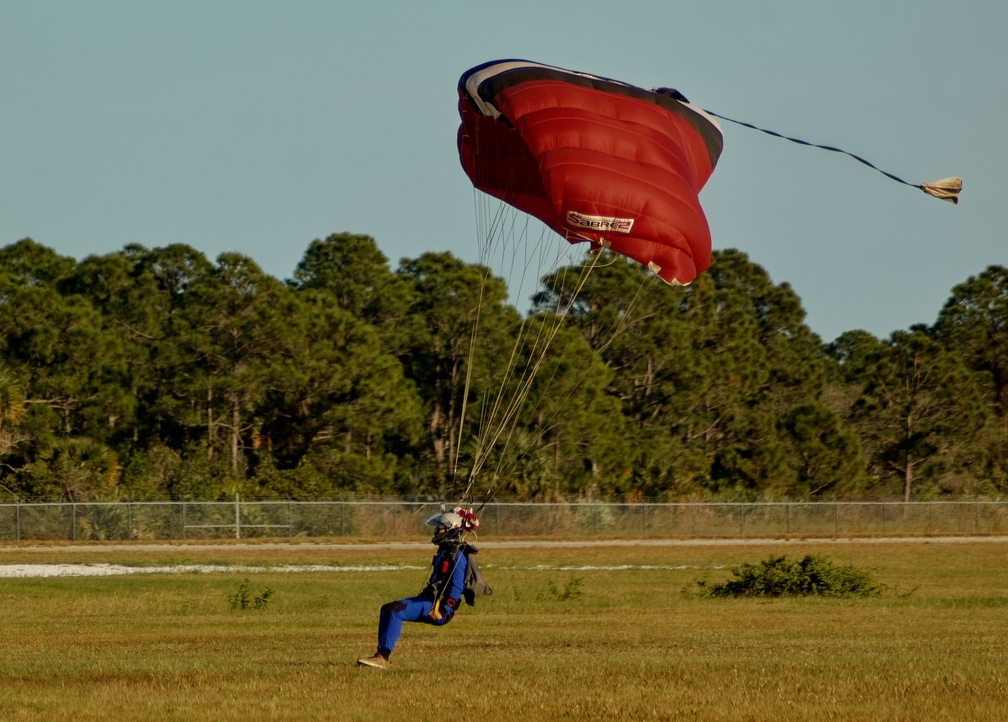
458, 60, 723, 285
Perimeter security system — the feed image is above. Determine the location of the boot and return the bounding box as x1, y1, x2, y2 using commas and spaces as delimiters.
356, 652, 390, 669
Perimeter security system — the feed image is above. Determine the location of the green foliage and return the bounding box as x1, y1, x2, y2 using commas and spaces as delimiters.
542, 576, 584, 601
227, 578, 274, 610
933, 266, 1008, 490
0, 235, 1005, 503
778, 403, 865, 498
831, 328, 989, 500
693, 554, 884, 598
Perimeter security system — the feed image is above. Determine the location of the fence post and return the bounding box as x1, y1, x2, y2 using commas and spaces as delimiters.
15, 501, 20, 542
72, 503, 76, 542
786, 503, 791, 535
235, 493, 240, 540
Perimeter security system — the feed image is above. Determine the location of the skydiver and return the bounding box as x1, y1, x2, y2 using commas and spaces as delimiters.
356, 508, 489, 669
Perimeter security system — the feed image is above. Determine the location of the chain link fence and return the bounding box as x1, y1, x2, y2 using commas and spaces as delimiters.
0, 499, 1006, 542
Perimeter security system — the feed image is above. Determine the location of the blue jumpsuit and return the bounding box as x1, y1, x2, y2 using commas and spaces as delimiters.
376, 543, 469, 657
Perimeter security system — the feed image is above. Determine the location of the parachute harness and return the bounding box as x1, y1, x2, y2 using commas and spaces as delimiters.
423, 508, 480, 621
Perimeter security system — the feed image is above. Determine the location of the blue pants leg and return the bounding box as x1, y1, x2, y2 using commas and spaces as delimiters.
377, 596, 455, 655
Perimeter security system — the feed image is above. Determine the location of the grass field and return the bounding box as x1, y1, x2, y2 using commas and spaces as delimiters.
1, 539, 1006, 721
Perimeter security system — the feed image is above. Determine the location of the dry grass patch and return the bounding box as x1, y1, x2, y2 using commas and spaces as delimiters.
0, 539, 1005, 720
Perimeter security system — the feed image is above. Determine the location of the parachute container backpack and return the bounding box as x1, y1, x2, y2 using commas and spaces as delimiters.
457, 59, 724, 286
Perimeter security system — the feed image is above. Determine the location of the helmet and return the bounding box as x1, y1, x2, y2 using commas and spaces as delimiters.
426, 510, 463, 545
425, 507, 479, 545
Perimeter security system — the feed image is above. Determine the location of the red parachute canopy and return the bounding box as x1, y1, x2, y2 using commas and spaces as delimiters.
458, 60, 723, 285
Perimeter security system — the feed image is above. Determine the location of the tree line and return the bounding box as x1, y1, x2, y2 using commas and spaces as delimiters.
0, 234, 1005, 503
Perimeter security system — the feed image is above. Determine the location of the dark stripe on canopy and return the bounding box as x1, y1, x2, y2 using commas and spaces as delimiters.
459, 60, 723, 171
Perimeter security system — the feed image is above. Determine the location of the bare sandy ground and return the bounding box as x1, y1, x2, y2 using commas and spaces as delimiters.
0, 563, 425, 578
1, 536, 1004, 577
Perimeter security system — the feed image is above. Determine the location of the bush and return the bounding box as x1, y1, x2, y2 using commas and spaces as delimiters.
228, 578, 274, 610
694, 554, 884, 598
542, 576, 584, 601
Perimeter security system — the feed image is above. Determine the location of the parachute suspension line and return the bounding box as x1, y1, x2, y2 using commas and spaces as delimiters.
452, 277, 485, 492
457, 190, 533, 485
703, 109, 962, 204
461, 289, 545, 502
460, 118, 613, 506
467, 250, 605, 507
472, 261, 577, 498
457, 186, 513, 495
512, 262, 655, 455
477, 262, 658, 509
460, 189, 558, 503
464, 252, 661, 515
472, 187, 513, 270
593, 266, 657, 357
461, 222, 548, 500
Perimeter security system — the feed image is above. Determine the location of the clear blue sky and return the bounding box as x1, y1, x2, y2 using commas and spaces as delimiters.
2, 1, 1003, 342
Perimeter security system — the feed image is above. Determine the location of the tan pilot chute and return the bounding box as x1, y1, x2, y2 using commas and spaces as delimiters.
920, 177, 963, 204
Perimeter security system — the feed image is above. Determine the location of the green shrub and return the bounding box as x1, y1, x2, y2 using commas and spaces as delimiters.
542, 576, 584, 601
228, 578, 274, 610
694, 554, 884, 598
